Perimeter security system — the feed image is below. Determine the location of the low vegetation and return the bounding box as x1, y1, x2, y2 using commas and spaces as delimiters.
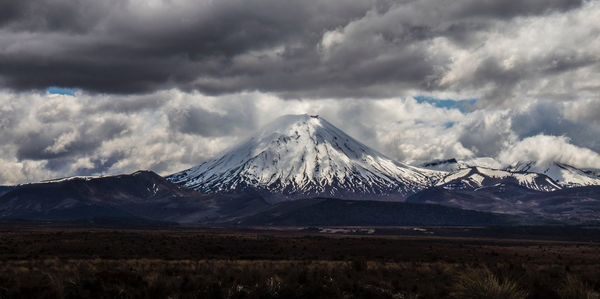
0, 229, 598, 298
557, 275, 600, 299
452, 267, 527, 299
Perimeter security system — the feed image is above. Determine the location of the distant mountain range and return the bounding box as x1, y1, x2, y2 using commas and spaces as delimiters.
434, 166, 561, 192
422, 158, 600, 188
0, 170, 521, 226
412, 159, 600, 222
507, 161, 600, 187
1, 114, 599, 226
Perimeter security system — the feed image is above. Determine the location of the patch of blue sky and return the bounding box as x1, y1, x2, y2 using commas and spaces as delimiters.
47, 87, 78, 96
414, 96, 477, 113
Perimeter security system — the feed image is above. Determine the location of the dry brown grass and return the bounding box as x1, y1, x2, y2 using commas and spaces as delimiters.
0, 259, 599, 298
451, 267, 527, 299
0, 229, 599, 298
557, 275, 600, 299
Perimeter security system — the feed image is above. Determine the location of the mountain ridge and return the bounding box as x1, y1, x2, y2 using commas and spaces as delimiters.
507, 161, 600, 187
436, 166, 562, 192
422, 157, 600, 188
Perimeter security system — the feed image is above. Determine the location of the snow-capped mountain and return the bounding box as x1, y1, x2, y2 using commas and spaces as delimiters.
421, 157, 503, 172
506, 161, 600, 188
435, 166, 562, 192
168, 114, 443, 201
423, 157, 600, 189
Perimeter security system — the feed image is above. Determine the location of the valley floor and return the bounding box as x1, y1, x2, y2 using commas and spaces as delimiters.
0, 226, 599, 298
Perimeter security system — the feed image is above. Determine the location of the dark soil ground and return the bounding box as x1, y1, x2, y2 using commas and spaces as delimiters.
0, 226, 599, 298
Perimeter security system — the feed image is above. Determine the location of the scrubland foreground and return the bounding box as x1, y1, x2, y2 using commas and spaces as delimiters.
0, 228, 599, 298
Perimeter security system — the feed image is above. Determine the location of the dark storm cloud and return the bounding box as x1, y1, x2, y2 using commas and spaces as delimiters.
2, 0, 600, 184
167, 105, 257, 137
444, 0, 583, 18
0, 0, 587, 98
457, 111, 514, 157
453, 51, 599, 103
0, 0, 372, 94
0, 2, 22, 26
16, 116, 128, 161
0, 1, 115, 33
15, 132, 60, 160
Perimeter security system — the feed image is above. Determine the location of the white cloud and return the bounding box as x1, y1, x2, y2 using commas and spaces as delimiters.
431, 0, 600, 104
45, 131, 79, 154
1, 88, 600, 184
319, 29, 345, 53
498, 135, 600, 168
0, 158, 53, 185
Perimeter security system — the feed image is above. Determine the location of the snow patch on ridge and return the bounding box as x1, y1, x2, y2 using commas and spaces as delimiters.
507, 161, 600, 187
437, 166, 561, 192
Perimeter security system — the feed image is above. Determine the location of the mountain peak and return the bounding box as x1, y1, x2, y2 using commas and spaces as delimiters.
255, 114, 339, 140
168, 115, 440, 201
256, 114, 323, 131
507, 160, 600, 187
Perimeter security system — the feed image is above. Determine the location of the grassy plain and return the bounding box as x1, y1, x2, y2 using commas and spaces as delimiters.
0, 226, 599, 298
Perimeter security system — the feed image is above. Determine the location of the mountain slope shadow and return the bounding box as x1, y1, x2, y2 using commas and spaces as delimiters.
0, 171, 271, 224
231, 198, 524, 227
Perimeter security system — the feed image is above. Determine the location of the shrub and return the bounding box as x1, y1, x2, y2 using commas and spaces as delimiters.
557, 275, 600, 299
451, 267, 527, 299
350, 260, 367, 272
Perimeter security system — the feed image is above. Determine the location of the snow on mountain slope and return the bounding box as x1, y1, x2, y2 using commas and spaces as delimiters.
436, 166, 562, 192
168, 114, 443, 200
507, 161, 600, 187
423, 157, 600, 190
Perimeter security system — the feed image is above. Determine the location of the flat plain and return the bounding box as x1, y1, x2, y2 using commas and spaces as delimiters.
1, 226, 599, 298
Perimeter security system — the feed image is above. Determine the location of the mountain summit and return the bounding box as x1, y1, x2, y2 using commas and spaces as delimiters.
168, 114, 440, 201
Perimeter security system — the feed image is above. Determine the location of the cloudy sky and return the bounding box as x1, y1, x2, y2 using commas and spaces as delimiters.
1, 0, 600, 184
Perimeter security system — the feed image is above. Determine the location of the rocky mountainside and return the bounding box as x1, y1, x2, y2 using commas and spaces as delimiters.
0, 171, 216, 223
